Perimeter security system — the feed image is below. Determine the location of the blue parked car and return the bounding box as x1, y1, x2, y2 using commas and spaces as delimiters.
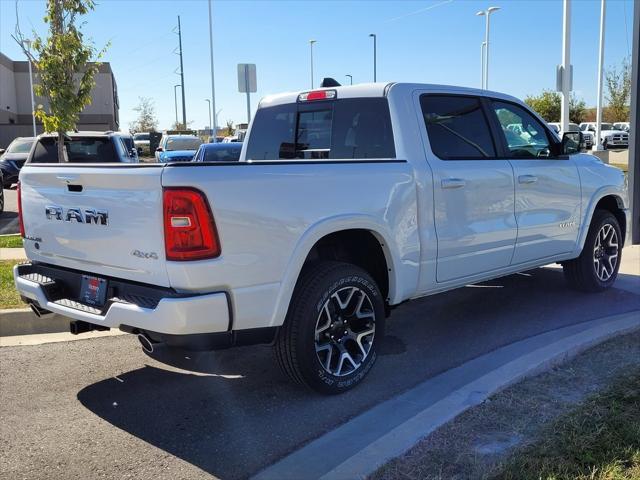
155, 135, 203, 162
193, 142, 242, 162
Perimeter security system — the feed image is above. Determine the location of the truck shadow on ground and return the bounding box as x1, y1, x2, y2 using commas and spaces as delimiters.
76, 267, 640, 480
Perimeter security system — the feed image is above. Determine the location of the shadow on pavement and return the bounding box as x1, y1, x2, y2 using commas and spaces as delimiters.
77, 267, 640, 479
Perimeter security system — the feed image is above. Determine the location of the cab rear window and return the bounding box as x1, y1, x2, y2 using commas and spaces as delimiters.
245, 98, 395, 160
30, 137, 117, 163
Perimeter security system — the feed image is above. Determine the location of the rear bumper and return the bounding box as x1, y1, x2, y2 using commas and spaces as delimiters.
13, 262, 230, 336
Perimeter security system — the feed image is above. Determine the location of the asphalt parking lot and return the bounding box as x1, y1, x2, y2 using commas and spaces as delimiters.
0, 187, 18, 235
1, 259, 639, 480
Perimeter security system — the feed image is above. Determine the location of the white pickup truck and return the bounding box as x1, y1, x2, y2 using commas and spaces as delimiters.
14, 83, 629, 394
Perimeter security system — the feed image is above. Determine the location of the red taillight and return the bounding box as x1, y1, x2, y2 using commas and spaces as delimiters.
163, 188, 220, 261
298, 89, 337, 102
17, 181, 25, 238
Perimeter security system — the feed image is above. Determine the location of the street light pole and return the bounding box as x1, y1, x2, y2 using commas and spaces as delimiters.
369, 33, 377, 82
560, 0, 571, 134
23, 40, 36, 137
207, 0, 217, 134
594, 0, 606, 151
480, 41, 486, 89
476, 7, 500, 90
205, 99, 212, 135
309, 40, 316, 89
173, 84, 181, 126
346, 74, 353, 85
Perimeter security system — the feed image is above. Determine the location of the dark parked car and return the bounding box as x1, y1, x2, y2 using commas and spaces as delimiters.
0, 137, 36, 187
27, 132, 139, 164
193, 142, 242, 162
116, 133, 139, 161
0, 170, 4, 214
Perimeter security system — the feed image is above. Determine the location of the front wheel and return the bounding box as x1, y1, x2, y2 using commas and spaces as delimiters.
563, 210, 622, 292
275, 261, 385, 394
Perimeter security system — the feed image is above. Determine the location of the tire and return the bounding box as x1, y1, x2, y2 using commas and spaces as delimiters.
0, 186, 4, 214
563, 210, 622, 292
275, 261, 385, 394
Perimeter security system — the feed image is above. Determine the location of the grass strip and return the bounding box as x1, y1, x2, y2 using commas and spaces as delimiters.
494, 368, 640, 480
0, 234, 23, 249
0, 260, 23, 309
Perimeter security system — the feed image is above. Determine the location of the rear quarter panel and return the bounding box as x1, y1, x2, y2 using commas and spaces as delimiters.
161, 161, 419, 330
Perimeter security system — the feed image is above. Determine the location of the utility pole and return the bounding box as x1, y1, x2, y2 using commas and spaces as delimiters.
594, 0, 606, 151
173, 84, 181, 126
177, 16, 187, 128
207, 0, 217, 135
560, 0, 571, 134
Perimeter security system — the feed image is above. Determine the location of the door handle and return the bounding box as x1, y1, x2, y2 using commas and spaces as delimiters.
441, 178, 466, 189
518, 174, 538, 184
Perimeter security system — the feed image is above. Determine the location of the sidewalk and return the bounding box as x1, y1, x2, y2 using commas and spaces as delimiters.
0, 248, 26, 261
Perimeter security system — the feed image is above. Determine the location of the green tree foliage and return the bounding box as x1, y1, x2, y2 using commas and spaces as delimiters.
525, 90, 561, 122
129, 97, 158, 133
605, 59, 631, 122
15, 0, 108, 161
569, 95, 587, 124
525, 90, 588, 124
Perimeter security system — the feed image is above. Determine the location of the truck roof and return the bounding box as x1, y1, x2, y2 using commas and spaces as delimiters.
259, 82, 523, 108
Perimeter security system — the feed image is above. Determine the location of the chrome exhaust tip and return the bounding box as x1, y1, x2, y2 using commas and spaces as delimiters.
138, 333, 154, 354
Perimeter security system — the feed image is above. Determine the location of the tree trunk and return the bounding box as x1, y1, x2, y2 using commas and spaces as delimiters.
57, 130, 66, 162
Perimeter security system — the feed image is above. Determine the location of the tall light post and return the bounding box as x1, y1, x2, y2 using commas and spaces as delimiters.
594, 0, 606, 151
205, 99, 212, 135
346, 74, 353, 85
369, 33, 377, 82
560, 0, 571, 134
480, 41, 486, 89
173, 84, 181, 126
23, 39, 36, 136
476, 6, 500, 90
207, 0, 217, 134
309, 40, 316, 88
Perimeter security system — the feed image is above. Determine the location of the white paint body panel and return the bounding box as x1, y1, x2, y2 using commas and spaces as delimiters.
15, 83, 628, 336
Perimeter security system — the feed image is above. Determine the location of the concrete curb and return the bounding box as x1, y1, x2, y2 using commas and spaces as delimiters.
0, 308, 70, 337
253, 311, 640, 480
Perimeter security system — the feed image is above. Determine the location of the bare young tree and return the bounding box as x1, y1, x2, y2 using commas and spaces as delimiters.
129, 97, 158, 133
605, 58, 631, 122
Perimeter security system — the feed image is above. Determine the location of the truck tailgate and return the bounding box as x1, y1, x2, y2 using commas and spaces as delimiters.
19, 165, 170, 287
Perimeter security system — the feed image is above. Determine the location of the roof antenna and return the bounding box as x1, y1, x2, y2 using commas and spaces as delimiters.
320, 77, 341, 87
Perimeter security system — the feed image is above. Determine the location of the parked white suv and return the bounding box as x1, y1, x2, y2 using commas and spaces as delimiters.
14, 83, 629, 394
579, 122, 629, 149
547, 122, 593, 149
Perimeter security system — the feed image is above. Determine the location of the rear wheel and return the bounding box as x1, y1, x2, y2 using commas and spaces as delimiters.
275, 261, 385, 394
563, 210, 622, 292
0, 186, 4, 214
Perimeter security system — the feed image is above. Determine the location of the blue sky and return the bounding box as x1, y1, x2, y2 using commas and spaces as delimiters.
0, 0, 634, 131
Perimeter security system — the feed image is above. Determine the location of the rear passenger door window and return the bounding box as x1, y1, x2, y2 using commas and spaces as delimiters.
491, 101, 551, 158
420, 95, 496, 159
245, 98, 395, 161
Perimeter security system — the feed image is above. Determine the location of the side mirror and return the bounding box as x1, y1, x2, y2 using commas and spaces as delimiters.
0, 148, 5, 155
562, 131, 584, 155
156, 147, 163, 152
